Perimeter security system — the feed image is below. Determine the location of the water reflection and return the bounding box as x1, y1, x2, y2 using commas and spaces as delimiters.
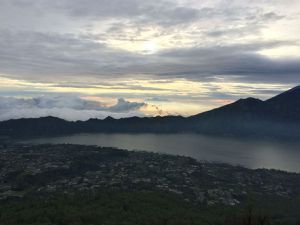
22, 133, 300, 172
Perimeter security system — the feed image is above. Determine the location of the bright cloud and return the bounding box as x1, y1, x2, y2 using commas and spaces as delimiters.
0, 96, 147, 121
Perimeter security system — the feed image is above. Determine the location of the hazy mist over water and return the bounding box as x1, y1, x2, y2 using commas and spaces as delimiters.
23, 133, 300, 173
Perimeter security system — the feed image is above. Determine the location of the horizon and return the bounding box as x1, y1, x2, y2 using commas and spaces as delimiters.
0, 85, 298, 122
1, 0, 300, 120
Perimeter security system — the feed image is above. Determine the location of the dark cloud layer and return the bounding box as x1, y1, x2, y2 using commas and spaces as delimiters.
0, 29, 299, 84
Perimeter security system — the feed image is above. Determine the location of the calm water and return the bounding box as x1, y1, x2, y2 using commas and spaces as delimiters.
22, 133, 300, 173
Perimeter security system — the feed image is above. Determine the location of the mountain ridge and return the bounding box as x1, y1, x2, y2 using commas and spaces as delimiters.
1, 86, 300, 139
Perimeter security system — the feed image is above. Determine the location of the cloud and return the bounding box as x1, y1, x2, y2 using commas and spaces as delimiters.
6, 0, 200, 27
108, 98, 145, 112
6, 0, 285, 28
0, 0, 300, 117
155, 42, 300, 80
0, 29, 299, 85
0, 96, 146, 121
0, 30, 143, 80
0, 0, 299, 85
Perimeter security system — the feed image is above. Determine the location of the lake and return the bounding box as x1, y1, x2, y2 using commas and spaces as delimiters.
22, 133, 300, 173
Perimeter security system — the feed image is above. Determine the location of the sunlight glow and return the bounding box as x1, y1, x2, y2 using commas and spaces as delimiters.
258, 45, 300, 58
142, 41, 158, 54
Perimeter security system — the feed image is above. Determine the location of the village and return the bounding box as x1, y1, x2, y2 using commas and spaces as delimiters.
0, 144, 299, 206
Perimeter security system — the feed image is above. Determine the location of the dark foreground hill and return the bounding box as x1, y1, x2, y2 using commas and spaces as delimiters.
1, 86, 300, 139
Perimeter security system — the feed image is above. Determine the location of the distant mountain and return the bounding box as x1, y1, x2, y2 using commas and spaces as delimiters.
188, 86, 300, 138
191, 86, 300, 122
265, 85, 300, 122
1, 86, 300, 139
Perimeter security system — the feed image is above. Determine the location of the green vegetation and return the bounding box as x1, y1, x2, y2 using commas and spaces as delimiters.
0, 190, 300, 225
0, 190, 226, 225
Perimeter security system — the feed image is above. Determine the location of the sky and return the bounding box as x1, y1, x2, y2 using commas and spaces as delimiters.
0, 0, 300, 121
